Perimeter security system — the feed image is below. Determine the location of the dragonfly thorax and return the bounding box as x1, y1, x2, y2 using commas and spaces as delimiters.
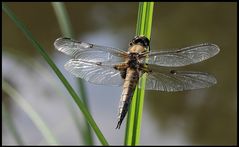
127, 53, 140, 69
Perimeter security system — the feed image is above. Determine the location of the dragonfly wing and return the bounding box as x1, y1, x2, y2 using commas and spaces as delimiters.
139, 65, 217, 92
64, 59, 124, 86
54, 37, 127, 63
146, 43, 220, 67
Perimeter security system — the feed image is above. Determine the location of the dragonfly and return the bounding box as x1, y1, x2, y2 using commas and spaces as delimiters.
54, 35, 220, 129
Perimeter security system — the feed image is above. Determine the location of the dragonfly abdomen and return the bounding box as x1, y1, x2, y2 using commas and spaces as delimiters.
116, 68, 139, 129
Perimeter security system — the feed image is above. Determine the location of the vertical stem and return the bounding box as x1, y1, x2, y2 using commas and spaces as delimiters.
125, 2, 154, 145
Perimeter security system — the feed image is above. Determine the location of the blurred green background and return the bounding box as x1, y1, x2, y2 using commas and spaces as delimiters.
2, 2, 237, 145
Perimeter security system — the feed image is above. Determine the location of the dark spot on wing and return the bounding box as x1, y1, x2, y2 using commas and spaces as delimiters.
96, 62, 102, 66
88, 43, 94, 48
170, 70, 177, 74
62, 37, 71, 39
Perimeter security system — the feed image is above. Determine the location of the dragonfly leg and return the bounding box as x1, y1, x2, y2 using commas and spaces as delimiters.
139, 63, 152, 73
113, 63, 128, 70
138, 51, 150, 59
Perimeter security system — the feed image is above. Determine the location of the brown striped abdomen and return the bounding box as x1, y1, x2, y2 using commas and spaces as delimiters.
116, 68, 139, 129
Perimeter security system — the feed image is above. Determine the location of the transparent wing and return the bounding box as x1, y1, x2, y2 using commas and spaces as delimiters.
54, 37, 127, 63
146, 43, 220, 67
139, 65, 217, 92
64, 59, 124, 86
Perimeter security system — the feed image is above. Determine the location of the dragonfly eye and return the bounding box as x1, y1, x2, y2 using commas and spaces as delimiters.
132, 35, 150, 49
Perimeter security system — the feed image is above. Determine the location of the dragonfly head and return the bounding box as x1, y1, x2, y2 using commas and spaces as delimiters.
129, 35, 150, 51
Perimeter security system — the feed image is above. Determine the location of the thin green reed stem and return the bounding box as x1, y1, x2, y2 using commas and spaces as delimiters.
2, 3, 108, 145
134, 4, 154, 144
124, 3, 145, 144
52, 2, 93, 145
125, 2, 154, 145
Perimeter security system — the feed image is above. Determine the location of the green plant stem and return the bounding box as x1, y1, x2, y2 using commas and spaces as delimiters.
125, 2, 154, 145
2, 3, 108, 145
